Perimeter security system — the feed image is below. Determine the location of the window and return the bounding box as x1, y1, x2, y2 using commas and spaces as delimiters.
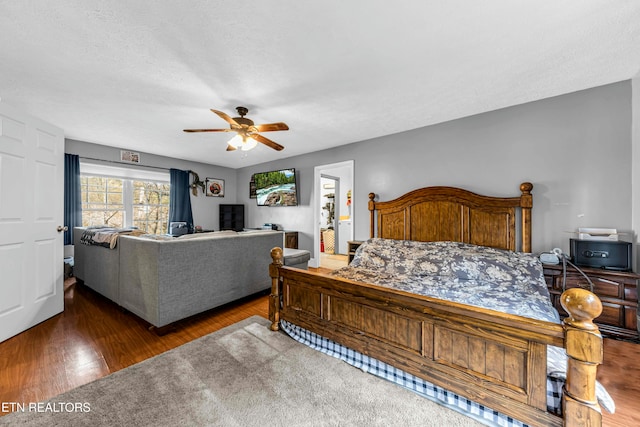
80, 162, 170, 234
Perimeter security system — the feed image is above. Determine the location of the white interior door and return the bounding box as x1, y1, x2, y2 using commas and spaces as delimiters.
0, 102, 64, 343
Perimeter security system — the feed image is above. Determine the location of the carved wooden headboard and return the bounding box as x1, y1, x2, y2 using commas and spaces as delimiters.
368, 182, 533, 252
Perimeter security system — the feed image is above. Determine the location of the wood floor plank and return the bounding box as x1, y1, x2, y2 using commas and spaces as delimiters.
599, 337, 640, 427
0, 275, 637, 427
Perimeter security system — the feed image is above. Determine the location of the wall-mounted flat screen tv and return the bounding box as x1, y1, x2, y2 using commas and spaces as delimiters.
255, 168, 298, 206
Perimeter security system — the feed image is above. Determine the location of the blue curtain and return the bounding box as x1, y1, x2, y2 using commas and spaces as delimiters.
64, 153, 82, 245
169, 168, 194, 233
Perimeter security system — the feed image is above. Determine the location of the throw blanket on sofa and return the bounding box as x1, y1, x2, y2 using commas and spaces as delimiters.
80, 227, 144, 249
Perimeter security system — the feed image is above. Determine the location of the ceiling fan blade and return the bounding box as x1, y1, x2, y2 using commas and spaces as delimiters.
254, 122, 289, 132
251, 133, 284, 151
183, 128, 235, 133
210, 109, 240, 126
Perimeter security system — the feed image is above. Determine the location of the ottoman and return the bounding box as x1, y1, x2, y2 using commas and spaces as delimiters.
283, 248, 311, 270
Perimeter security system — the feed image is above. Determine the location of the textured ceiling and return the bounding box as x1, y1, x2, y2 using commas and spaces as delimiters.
1, 1, 639, 169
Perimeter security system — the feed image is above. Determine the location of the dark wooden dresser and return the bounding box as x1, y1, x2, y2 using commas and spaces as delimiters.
543, 263, 639, 340
284, 231, 298, 249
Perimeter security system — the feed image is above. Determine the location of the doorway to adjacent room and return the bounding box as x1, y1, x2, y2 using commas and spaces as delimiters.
312, 160, 353, 269
319, 174, 348, 269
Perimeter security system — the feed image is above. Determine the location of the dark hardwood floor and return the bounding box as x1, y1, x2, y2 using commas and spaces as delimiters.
0, 275, 638, 426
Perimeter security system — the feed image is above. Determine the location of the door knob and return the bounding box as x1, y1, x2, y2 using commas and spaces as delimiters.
57, 226, 68, 232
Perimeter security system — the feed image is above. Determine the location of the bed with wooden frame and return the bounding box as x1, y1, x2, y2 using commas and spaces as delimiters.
268, 182, 604, 427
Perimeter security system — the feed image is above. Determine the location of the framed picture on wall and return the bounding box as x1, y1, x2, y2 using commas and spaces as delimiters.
120, 150, 140, 164
205, 178, 224, 197
249, 174, 257, 199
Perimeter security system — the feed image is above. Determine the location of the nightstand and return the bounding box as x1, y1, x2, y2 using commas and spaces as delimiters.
347, 240, 364, 264
543, 264, 639, 340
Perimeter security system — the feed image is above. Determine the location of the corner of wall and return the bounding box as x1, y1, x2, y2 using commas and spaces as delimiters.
632, 74, 640, 271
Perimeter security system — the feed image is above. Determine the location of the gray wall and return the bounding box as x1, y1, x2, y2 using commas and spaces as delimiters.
237, 81, 634, 255
65, 139, 237, 232
65, 81, 635, 259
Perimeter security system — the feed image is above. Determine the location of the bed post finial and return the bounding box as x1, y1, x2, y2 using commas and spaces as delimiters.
368, 193, 376, 238
560, 288, 603, 426
269, 247, 284, 331
520, 182, 533, 195
519, 182, 533, 253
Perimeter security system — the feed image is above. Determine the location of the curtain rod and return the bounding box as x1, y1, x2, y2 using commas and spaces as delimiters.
79, 156, 171, 171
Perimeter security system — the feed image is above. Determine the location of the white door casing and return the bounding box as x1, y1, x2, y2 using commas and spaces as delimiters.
0, 102, 64, 343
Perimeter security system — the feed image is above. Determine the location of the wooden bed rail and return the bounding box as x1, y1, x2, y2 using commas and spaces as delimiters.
268, 248, 604, 427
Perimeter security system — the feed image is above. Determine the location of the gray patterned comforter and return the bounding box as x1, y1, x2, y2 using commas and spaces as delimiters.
327, 238, 615, 412
330, 238, 560, 323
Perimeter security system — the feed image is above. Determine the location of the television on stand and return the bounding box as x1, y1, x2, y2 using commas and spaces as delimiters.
255, 168, 298, 207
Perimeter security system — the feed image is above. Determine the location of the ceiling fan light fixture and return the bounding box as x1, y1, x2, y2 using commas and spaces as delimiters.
241, 137, 258, 151
228, 134, 258, 151
228, 134, 244, 149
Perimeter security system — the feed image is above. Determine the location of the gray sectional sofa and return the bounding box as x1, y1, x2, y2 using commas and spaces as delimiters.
74, 228, 283, 329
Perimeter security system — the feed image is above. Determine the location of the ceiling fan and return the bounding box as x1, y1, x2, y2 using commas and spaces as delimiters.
183, 106, 288, 152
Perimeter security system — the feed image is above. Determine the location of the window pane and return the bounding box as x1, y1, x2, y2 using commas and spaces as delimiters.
108, 178, 123, 189
87, 182, 105, 192
107, 193, 123, 205
84, 192, 105, 204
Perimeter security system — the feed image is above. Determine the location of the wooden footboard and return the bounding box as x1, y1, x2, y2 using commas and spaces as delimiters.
269, 248, 603, 427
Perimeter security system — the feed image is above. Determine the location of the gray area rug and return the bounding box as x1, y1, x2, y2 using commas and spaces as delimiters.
2, 316, 481, 426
